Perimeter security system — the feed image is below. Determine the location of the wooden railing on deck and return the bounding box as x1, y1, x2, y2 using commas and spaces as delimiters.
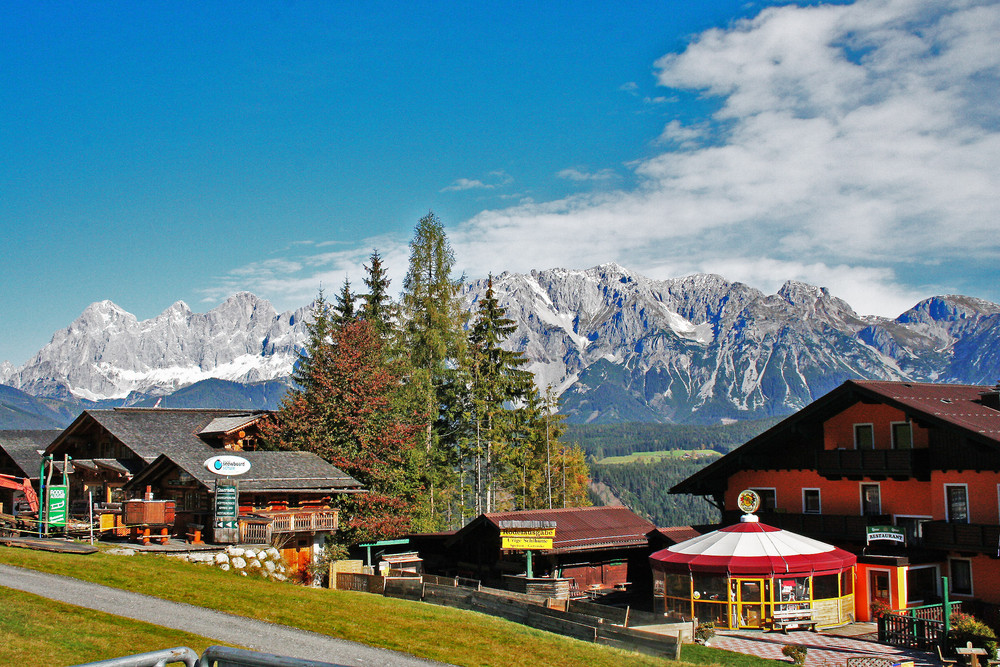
255, 509, 338, 533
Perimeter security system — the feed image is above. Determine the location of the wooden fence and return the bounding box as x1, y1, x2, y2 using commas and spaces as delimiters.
329, 570, 681, 660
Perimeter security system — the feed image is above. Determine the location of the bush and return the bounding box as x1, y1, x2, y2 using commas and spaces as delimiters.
950, 611, 999, 660
870, 598, 892, 619
694, 621, 716, 643
782, 644, 808, 665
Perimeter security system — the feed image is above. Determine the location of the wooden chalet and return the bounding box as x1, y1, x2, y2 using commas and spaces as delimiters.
432, 506, 661, 597
671, 380, 1000, 622
44, 408, 364, 564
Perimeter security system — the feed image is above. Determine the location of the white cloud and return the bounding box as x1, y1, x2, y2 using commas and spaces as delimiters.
447, 0, 1000, 316
441, 171, 513, 192
204, 0, 1000, 319
556, 167, 618, 182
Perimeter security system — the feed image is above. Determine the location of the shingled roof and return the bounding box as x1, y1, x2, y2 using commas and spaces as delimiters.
125, 450, 363, 494
46, 408, 269, 463
454, 506, 658, 554
0, 430, 61, 479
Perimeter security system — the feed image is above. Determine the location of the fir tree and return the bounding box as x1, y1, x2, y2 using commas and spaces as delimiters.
332, 276, 356, 328
361, 249, 394, 339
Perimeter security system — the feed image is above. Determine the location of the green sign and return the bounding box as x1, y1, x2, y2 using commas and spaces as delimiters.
214, 485, 238, 529
867, 525, 905, 545
47, 485, 68, 527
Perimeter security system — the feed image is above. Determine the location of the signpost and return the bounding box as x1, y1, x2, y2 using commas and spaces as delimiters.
47, 485, 68, 527
499, 520, 556, 578
206, 455, 249, 544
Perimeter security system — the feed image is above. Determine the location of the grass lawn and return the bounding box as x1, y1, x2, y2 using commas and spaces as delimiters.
0, 586, 232, 665
0, 545, 781, 666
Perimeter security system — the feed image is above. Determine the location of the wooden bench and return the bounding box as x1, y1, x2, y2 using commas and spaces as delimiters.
771, 608, 817, 632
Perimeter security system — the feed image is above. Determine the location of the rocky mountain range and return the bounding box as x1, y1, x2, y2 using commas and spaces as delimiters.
3, 264, 1000, 426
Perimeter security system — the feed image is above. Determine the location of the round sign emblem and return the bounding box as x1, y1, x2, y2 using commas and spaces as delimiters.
737, 489, 761, 514
204, 455, 251, 476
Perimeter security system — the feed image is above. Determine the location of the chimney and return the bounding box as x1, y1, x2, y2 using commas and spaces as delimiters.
979, 382, 1000, 411
144, 485, 153, 501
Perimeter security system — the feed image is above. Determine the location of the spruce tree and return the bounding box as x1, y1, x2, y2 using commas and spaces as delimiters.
467, 274, 534, 512
361, 249, 394, 339
332, 276, 356, 328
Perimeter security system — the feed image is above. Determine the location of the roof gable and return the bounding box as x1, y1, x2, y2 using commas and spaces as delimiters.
0, 430, 60, 479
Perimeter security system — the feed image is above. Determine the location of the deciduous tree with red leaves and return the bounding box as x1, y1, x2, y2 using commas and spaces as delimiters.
261, 302, 424, 544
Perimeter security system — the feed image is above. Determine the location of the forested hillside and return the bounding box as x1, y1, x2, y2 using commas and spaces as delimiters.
571, 419, 779, 527
565, 418, 779, 459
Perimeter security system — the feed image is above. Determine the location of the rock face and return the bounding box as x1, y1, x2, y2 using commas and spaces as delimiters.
460, 264, 1000, 423
2, 293, 310, 401
3, 264, 1000, 424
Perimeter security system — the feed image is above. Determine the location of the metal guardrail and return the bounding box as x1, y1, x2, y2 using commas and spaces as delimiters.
72, 645, 348, 667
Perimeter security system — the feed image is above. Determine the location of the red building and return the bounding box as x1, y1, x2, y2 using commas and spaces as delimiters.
672, 380, 1000, 622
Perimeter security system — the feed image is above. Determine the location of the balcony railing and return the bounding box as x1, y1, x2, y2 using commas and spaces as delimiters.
815, 449, 929, 480
920, 521, 1000, 553
254, 509, 338, 533
237, 509, 339, 545
723, 510, 891, 543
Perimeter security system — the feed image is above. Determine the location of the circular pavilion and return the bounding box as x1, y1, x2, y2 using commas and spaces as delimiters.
650, 507, 856, 630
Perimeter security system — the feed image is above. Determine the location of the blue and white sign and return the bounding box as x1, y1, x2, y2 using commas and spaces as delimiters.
204, 455, 251, 476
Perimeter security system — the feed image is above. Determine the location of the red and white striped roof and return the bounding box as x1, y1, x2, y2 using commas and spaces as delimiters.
650, 516, 856, 576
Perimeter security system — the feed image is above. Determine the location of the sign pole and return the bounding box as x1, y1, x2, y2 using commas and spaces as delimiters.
526, 549, 533, 579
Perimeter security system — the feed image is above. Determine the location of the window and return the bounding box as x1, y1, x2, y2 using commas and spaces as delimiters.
813, 574, 840, 600
946, 485, 969, 523
895, 516, 930, 545
861, 483, 881, 516
803, 489, 821, 514
750, 488, 777, 511
906, 566, 939, 604
950, 559, 973, 596
892, 422, 913, 449
855, 424, 874, 449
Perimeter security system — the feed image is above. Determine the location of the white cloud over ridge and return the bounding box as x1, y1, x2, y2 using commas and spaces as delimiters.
208, 0, 1000, 319
451, 0, 1000, 316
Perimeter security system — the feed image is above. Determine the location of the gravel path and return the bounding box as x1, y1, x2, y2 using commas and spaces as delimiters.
0, 563, 449, 666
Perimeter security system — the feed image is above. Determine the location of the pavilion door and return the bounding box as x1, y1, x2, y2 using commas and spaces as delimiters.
735, 578, 766, 629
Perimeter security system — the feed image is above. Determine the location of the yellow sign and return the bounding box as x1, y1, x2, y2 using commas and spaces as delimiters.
502, 536, 554, 550
500, 528, 556, 538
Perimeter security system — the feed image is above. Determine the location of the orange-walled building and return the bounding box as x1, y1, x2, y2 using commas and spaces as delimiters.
673, 380, 1000, 623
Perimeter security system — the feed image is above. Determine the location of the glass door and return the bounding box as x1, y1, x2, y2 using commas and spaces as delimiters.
735, 578, 766, 629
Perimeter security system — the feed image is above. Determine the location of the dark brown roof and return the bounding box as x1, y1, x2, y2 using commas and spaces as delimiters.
851, 380, 1000, 440
0, 430, 61, 479
655, 526, 702, 545
124, 450, 364, 494
479, 506, 657, 553
47, 408, 269, 463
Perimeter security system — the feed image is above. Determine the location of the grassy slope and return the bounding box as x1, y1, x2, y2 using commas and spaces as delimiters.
0, 587, 232, 665
0, 546, 779, 667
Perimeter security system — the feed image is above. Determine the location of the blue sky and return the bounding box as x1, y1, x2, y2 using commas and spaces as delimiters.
2, 0, 998, 366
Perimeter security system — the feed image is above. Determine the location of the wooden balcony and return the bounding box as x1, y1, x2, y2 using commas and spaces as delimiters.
722, 510, 891, 543
237, 509, 339, 544
815, 449, 929, 480
920, 521, 1000, 554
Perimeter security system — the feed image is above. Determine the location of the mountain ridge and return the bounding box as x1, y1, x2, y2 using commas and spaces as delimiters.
3, 264, 999, 426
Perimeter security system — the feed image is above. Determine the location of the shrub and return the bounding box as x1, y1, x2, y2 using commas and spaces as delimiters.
950, 611, 999, 660
782, 644, 808, 665
870, 598, 892, 619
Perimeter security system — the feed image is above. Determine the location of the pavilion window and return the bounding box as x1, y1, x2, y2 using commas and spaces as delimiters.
813, 574, 839, 600
692, 572, 727, 601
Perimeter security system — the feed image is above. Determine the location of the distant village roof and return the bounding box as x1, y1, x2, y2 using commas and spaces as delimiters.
458, 506, 658, 554
0, 430, 61, 479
